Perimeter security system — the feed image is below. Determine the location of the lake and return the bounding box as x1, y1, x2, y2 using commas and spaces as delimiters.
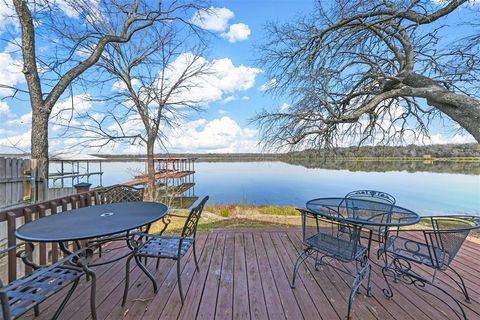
87, 160, 480, 217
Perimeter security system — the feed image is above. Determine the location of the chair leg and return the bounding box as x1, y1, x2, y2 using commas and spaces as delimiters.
34, 304, 40, 316
156, 257, 160, 270
52, 278, 80, 320
447, 265, 470, 302
135, 256, 158, 293
177, 258, 184, 304
123, 253, 134, 306
290, 250, 311, 289
193, 241, 200, 272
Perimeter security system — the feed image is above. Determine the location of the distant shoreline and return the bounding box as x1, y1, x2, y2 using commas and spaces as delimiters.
3, 143, 479, 162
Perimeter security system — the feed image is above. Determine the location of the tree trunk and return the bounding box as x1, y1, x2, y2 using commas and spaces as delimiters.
146, 137, 156, 200
426, 92, 480, 143
30, 107, 50, 183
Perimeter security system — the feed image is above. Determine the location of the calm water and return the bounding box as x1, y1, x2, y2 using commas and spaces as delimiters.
83, 160, 479, 216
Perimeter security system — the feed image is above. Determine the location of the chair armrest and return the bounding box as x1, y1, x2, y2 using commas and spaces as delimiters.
0, 246, 93, 291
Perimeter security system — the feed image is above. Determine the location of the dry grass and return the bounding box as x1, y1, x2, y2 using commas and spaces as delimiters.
148, 205, 479, 244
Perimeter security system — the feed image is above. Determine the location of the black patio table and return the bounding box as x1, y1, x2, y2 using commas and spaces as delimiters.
16, 202, 168, 242
16, 201, 168, 265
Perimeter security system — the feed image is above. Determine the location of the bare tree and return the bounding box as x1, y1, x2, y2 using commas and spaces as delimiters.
5, 0, 207, 180
254, 0, 480, 150
55, 23, 210, 197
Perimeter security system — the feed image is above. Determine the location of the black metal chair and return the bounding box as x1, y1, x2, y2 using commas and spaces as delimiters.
381, 215, 480, 303
95, 185, 144, 204
345, 190, 396, 205
122, 196, 209, 306
345, 190, 396, 243
93, 185, 145, 256
291, 208, 371, 319
0, 243, 96, 320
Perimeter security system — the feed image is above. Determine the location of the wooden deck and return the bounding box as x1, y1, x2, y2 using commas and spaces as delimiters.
19, 229, 480, 320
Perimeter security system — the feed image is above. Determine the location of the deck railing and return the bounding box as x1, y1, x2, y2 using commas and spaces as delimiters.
0, 190, 98, 282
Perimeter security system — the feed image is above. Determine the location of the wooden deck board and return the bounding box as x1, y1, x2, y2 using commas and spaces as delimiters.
21, 229, 480, 320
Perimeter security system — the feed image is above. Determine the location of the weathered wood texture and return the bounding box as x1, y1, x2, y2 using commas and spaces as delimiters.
17, 229, 480, 320
0, 157, 30, 209
0, 157, 75, 211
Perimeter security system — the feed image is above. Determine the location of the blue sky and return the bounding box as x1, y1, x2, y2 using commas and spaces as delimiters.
0, 1, 476, 155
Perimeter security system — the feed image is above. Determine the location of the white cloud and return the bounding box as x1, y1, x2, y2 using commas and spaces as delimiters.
241, 96, 250, 100
54, 94, 93, 113
221, 23, 251, 43
112, 79, 140, 92
258, 78, 277, 92
0, 51, 24, 97
428, 133, 476, 144
222, 95, 237, 104
279, 103, 290, 112
162, 53, 261, 105
191, 7, 234, 32
0, 101, 10, 114
0, 1, 17, 32
167, 116, 258, 153
6, 111, 31, 126
0, 129, 30, 152
50, 94, 93, 132
218, 109, 227, 115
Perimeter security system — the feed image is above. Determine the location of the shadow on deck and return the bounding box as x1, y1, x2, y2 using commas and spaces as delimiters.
19, 229, 480, 320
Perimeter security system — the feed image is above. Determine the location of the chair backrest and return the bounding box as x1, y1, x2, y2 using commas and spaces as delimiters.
96, 185, 144, 204
345, 190, 396, 205
425, 216, 480, 268
181, 196, 209, 238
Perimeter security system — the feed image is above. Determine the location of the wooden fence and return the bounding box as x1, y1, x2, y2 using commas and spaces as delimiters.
0, 190, 98, 283
0, 157, 33, 209
0, 157, 76, 210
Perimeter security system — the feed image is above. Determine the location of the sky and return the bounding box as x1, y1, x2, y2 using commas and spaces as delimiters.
0, 0, 477, 155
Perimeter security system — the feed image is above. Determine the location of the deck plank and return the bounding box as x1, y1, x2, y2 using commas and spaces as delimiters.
215, 231, 235, 319
252, 233, 287, 320
233, 233, 250, 320
195, 232, 226, 320
176, 233, 217, 320
258, 232, 305, 319
243, 233, 269, 320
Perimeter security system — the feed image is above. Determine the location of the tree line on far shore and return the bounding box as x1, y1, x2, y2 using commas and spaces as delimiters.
93, 143, 480, 161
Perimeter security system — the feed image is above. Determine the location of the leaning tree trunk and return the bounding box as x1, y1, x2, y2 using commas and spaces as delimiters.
146, 136, 157, 200
426, 91, 480, 143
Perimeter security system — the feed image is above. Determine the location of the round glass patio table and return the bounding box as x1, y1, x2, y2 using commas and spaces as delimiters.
306, 197, 420, 227
16, 201, 169, 242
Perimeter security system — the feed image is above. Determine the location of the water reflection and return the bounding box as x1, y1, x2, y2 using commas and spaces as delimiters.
282, 159, 480, 175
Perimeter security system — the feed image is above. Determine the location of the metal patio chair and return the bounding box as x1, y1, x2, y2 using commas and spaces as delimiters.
95, 184, 144, 204
291, 208, 371, 319
122, 196, 209, 305
93, 185, 145, 256
0, 243, 96, 320
345, 190, 396, 243
380, 215, 480, 303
